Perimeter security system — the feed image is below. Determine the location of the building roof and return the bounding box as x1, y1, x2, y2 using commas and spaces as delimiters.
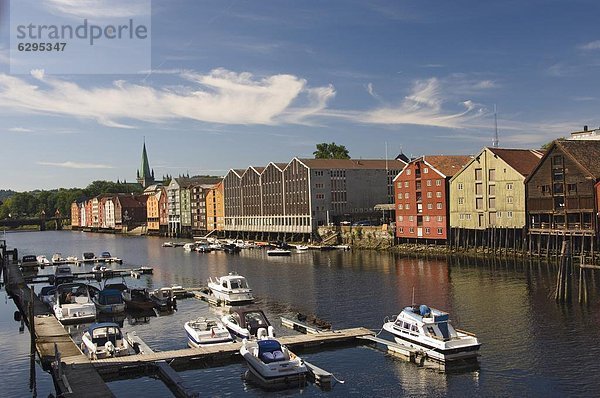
554, 140, 600, 179
117, 195, 146, 208
139, 142, 152, 179
422, 155, 472, 177
486, 147, 543, 177
298, 158, 406, 170
175, 176, 222, 188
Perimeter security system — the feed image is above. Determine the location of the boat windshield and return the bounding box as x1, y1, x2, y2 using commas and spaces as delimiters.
230, 278, 247, 289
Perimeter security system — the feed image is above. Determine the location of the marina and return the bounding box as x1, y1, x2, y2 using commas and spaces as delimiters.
2, 231, 600, 397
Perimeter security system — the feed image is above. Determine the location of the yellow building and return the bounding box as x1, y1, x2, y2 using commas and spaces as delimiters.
206, 181, 224, 232
449, 147, 542, 229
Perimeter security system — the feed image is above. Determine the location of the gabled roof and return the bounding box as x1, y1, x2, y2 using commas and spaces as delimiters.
487, 147, 543, 177
422, 155, 472, 178
298, 158, 406, 170
175, 176, 222, 188
526, 140, 600, 182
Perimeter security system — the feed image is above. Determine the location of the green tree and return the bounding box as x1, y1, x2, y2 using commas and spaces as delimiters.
313, 142, 350, 159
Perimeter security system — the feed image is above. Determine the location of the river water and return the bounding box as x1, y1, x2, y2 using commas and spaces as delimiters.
2, 230, 600, 397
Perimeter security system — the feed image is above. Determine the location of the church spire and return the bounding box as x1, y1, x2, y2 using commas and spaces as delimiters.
137, 138, 155, 188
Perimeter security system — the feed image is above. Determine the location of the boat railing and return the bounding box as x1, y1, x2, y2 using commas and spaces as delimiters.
456, 328, 477, 337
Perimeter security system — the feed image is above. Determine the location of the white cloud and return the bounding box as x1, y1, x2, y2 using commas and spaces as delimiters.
578, 40, 600, 51
472, 80, 497, 89
44, 0, 149, 19
355, 78, 484, 128
0, 68, 335, 128
8, 127, 34, 133
38, 161, 114, 169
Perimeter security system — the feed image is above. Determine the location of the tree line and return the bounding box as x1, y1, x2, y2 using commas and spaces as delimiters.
0, 181, 142, 220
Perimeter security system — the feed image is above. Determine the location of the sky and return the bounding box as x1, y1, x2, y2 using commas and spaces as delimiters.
1, 0, 600, 191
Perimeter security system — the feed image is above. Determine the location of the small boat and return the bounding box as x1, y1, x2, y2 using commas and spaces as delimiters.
82, 252, 96, 262
80, 322, 131, 359
267, 249, 291, 256
20, 255, 39, 269
36, 255, 51, 266
54, 265, 74, 285
150, 287, 176, 311
92, 289, 126, 314
382, 304, 481, 363
51, 253, 64, 264
162, 241, 175, 247
172, 242, 186, 247
184, 317, 233, 348
240, 336, 307, 388
53, 283, 97, 324
222, 306, 273, 340
207, 273, 254, 305
222, 243, 241, 254
66, 255, 78, 263
122, 288, 157, 311
295, 245, 309, 252
195, 244, 212, 253
99, 252, 123, 264
183, 243, 196, 251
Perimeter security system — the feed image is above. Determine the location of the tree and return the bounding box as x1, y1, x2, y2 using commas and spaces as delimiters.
313, 142, 350, 159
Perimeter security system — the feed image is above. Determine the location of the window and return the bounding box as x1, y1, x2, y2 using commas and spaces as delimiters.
489, 212, 496, 225
427, 180, 432, 186
437, 203, 442, 209
541, 185, 551, 194
427, 203, 433, 209
506, 183, 513, 190
315, 183, 324, 189
397, 182, 402, 188
457, 182, 464, 190
316, 193, 324, 199
437, 228, 443, 235
436, 192, 442, 198
475, 183, 483, 195
458, 197, 464, 205
567, 183, 577, 193
475, 168, 482, 180
424, 168, 429, 174
409, 227, 414, 233
552, 155, 563, 166
409, 216, 414, 221
407, 169, 411, 175
425, 227, 430, 234
437, 216, 443, 222
489, 185, 495, 195
507, 211, 513, 218
398, 204, 403, 210
416, 181, 421, 190
404, 193, 409, 199
489, 197, 496, 208
489, 169, 496, 181
398, 216, 404, 222
424, 216, 430, 221
315, 171, 324, 176
406, 204, 410, 210
459, 214, 465, 220
425, 191, 432, 198
399, 227, 404, 233
476, 197, 483, 209
498, 212, 502, 218
436, 179, 442, 186
507, 196, 513, 204
404, 181, 409, 188
397, 193, 402, 199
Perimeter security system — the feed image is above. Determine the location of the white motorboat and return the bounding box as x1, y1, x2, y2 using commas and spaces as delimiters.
221, 306, 274, 340
240, 336, 307, 388
295, 245, 309, 252
80, 322, 130, 359
51, 253, 64, 264
183, 242, 196, 251
267, 248, 291, 256
382, 304, 481, 363
53, 283, 97, 324
99, 251, 123, 264
184, 317, 233, 348
207, 273, 254, 305
36, 255, 51, 266
162, 241, 175, 247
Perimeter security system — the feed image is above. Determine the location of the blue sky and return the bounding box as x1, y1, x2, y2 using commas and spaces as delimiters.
1, 0, 600, 191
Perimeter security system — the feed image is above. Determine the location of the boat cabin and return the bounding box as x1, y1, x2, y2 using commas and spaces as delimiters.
397, 305, 454, 341
222, 276, 249, 290
97, 289, 124, 306
56, 283, 91, 305
228, 307, 271, 335
54, 265, 74, 285
83, 252, 95, 260
100, 252, 112, 259
88, 323, 123, 346
257, 339, 285, 363
21, 255, 38, 264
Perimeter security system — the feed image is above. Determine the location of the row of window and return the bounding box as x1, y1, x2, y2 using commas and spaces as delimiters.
397, 179, 442, 188
456, 182, 513, 190
398, 227, 444, 235
397, 191, 443, 199
398, 215, 444, 222
457, 196, 514, 205
458, 211, 513, 220
398, 203, 443, 210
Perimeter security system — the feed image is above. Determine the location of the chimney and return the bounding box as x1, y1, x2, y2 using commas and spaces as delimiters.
584, 125, 588, 132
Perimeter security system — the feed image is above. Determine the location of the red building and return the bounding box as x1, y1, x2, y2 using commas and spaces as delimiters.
395, 155, 470, 241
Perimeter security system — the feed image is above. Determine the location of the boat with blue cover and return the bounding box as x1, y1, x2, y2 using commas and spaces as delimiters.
92, 289, 126, 314
382, 304, 481, 363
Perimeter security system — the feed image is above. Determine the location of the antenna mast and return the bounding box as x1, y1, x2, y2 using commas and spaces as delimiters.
492, 104, 499, 148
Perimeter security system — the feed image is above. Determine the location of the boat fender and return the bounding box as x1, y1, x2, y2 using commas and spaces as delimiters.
268, 325, 275, 338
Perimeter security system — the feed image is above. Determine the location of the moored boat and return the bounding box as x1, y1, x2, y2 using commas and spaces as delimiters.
122, 288, 157, 311
222, 306, 273, 340
80, 322, 131, 359
240, 336, 307, 388
150, 287, 176, 311
99, 251, 123, 264
382, 304, 481, 363
207, 273, 254, 305
92, 289, 126, 314
54, 265, 74, 285
36, 255, 51, 266
184, 317, 233, 348
51, 253, 64, 265
183, 243, 196, 251
53, 283, 97, 324
21, 255, 39, 269
295, 245, 309, 252
266, 248, 291, 256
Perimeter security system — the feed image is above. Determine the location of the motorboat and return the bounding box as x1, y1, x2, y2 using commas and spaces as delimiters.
54, 265, 74, 285
99, 251, 123, 264
195, 244, 212, 253
51, 253, 64, 264
295, 245, 309, 252
207, 273, 254, 305
162, 241, 174, 247
222, 243, 241, 254
36, 255, 51, 266
80, 322, 130, 359
183, 242, 196, 251
21, 255, 39, 269
240, 336, 307, 388
221, 306, 273, 340
382, 304, 481, 363
122, 288, 157, 311
150, 287, 177, 311
53, 283, 97, 324
92, 289, 126, 314
82, 252, 96, 262
266, 249, 291, 256
184, 317, 233, 348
